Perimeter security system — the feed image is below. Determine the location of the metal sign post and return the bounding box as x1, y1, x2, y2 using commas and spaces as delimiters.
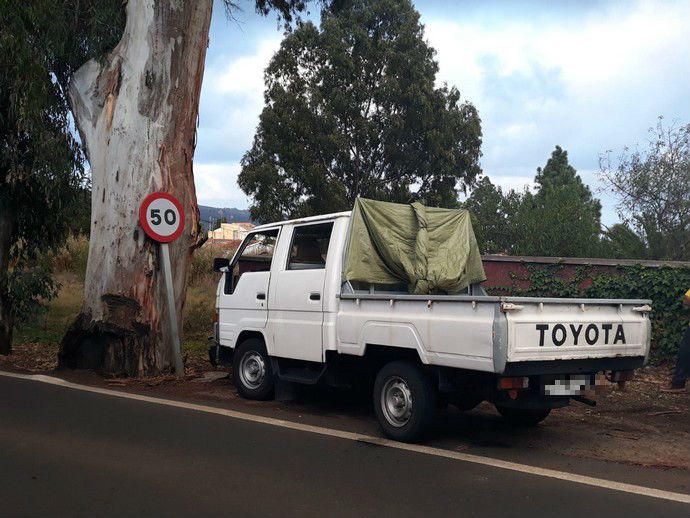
159, 242, 184, 376
139, 192, 186, 377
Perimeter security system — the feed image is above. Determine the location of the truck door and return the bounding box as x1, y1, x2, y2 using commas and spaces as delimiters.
269, 221, 334, 362
217, 228, 279, 347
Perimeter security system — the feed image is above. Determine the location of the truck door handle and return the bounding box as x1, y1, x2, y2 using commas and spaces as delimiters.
256, 292, 266, 300
309, 292, 321, 301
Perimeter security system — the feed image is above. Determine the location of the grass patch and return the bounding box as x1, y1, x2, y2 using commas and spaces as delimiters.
12, 239, 232, 362
53, 235, 89, 279
14, 273, 83, 345
182, 277, 217, 352
13, 272, 220, 354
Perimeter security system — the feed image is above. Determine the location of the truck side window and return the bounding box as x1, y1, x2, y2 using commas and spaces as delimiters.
225, 229, 279, 294
287, 222, 333, 270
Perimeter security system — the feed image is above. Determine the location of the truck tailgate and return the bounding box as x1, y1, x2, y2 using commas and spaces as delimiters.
503, 298, 652, 363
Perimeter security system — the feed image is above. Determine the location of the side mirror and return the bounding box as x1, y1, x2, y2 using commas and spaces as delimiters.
213, 257, 230, 272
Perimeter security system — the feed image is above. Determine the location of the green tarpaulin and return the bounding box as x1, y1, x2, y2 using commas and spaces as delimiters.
343, 198, 486, 294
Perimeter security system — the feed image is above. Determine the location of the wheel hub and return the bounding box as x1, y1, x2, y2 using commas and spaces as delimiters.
381, 376, 413, 427
239, 351, 266, 390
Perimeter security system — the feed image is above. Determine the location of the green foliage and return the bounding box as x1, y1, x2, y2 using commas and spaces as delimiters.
587, 266, 690, 360
504, 264, 587, 299
67, 186, 93, 237
12, 275, 83, 346
600, 223, 648, 259
600, 118, 690, 261
239, 0, 482, 223
7, 265, 59, 325
225, 0, 312, 28
465, 147, 604, 257
464, 177, 518, 254
0, 1, 125, 350
492, 263, 690, 361
515, 146, 602, 257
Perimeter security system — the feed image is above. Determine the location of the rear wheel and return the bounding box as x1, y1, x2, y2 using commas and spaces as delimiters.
495, 405, 551, 426
233, 338, 274, 400
373, 361, 437, 442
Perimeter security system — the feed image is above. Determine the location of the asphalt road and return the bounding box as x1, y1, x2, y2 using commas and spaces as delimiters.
1, 375, 688, 518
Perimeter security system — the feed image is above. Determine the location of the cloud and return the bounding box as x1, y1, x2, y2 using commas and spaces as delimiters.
193, 0, 690, 224
211, 37, 281, 97
194, 162, 248, 209
194, 36, 282, 205
196, 37, 281, 163
426, 0, 689, 114
424, 0, 690, 223
490, 174, 535, 193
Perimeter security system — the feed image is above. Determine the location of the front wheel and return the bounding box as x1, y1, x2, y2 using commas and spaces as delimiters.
495, 405, 551, 427
232, 338, 274, 400
373, 361, 437, 442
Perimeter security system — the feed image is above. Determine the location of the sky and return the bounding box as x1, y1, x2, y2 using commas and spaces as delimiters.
195, 0, 690, 225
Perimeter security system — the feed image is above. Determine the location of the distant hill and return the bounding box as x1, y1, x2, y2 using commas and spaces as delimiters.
199, 205, 252, 229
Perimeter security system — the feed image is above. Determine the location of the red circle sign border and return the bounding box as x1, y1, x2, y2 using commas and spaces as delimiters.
139, 192, 185, 243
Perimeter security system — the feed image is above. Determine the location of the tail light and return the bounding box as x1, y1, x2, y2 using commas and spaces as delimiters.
498, 376, 529, 390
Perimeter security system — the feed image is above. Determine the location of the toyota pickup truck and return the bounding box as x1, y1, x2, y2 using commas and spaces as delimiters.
210, 205, 652, 442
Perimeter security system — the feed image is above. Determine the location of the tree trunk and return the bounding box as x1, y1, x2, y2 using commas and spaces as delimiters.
0, 207, 14, 355
59, 0, 212, 376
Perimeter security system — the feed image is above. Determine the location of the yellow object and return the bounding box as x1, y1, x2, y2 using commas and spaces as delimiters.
207, 222, 254, 241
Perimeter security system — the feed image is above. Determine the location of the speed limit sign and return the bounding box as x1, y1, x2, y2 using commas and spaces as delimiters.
138, 191, 186, 376
139, 192, 185, 243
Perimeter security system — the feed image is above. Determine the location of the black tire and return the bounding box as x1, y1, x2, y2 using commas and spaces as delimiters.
495, 405, 551, 426
232, 338, 274, 400
373, 360, 437, 442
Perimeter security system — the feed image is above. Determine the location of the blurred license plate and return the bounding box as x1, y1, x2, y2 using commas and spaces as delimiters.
543, 375, 593, 396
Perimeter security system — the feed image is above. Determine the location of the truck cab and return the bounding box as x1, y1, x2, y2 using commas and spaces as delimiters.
211, 210, 652, 442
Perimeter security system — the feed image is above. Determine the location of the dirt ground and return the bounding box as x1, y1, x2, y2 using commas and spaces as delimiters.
2, 342, 688, 472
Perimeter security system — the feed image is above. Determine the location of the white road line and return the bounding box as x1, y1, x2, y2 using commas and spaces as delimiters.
1, 369, 688, 505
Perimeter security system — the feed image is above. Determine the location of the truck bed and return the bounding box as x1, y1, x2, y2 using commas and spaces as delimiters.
336, 292, 652, 374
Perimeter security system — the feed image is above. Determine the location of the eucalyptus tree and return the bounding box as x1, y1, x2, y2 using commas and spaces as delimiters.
0, 0, 313, 370
0, 1, 124, 354
59, 0, 313, 376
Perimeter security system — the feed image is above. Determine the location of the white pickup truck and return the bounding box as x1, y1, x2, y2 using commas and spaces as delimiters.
211, 210, 652, 441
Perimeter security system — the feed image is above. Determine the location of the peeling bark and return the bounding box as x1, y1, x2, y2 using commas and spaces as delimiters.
59, 0, 213, 376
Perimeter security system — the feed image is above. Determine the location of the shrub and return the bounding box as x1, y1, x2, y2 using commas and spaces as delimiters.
53, 234, 89, 279
189, 241, 240, 287
183, 286, 215, 338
